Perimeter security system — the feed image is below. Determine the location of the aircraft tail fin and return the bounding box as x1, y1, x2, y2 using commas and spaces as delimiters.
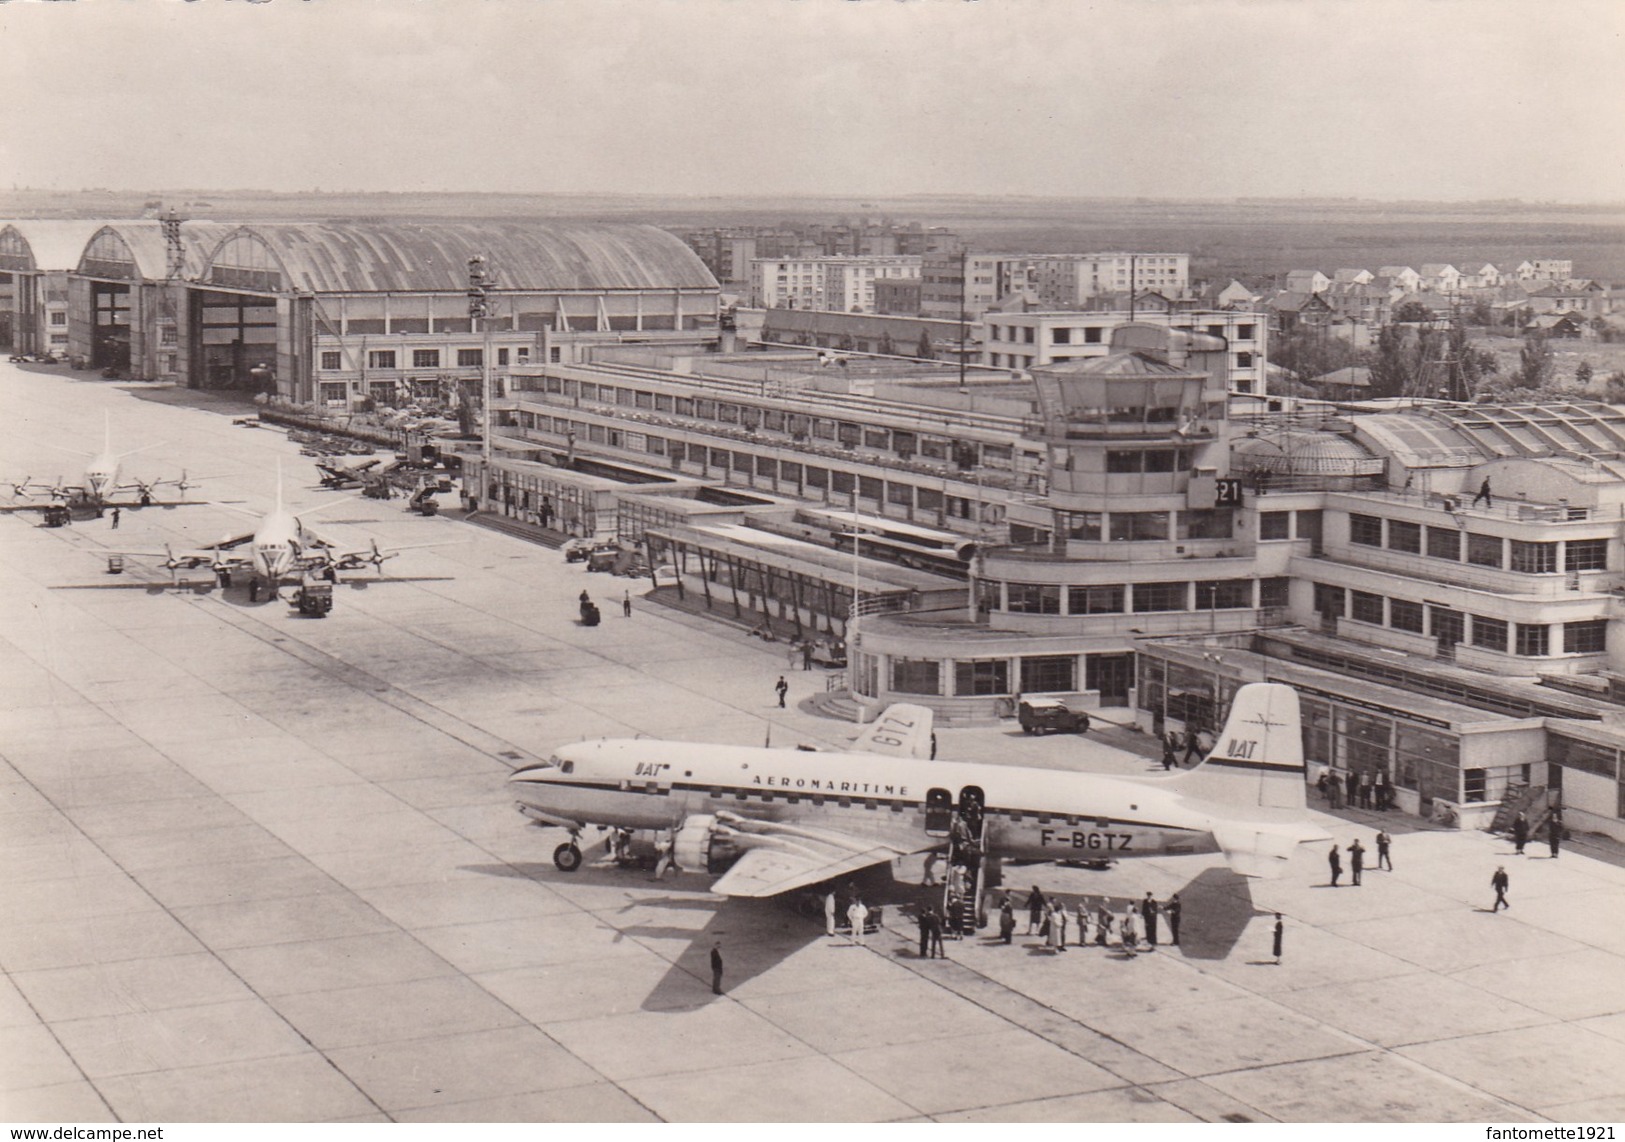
1168, 682, 1306, 812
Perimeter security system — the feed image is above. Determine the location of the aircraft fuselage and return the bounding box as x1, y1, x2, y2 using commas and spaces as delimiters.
249, 510, 310, 581
82, 452, 120, 502
512, 739, 1223, 866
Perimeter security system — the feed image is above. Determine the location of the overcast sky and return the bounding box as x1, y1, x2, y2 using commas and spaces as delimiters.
1, 0, 1621, 203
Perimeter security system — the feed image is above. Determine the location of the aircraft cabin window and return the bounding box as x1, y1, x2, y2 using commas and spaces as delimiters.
560, 761, 574, 773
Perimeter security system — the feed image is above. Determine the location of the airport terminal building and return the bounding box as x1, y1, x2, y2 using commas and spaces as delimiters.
476, 328, 1625, 843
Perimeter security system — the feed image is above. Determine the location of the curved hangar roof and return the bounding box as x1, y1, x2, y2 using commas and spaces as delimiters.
201, 222, 717, 295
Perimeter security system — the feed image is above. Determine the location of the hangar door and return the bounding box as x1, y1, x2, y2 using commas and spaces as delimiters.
195, 289, 278, 388
91, 281, 131, 371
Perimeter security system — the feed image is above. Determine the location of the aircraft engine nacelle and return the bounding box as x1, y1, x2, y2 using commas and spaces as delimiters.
673, 814, 718, 873
673, 815, 742, 874
954, 539, 979, 563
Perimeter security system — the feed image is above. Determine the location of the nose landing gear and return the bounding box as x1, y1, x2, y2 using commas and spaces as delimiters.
553, 841, 583, 872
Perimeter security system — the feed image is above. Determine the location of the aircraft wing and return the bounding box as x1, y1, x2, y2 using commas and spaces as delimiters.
708, 845, 904, 898
705, 810, 934, 898
313, 538, 466, 572
1210, 820, 1332, 880
850, 703, 935, 759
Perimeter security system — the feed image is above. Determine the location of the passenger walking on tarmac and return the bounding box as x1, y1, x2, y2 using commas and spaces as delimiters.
110, 507, 120, 529
1328, 842, 1343, 887
1077, 899, 1092, 947
1165, 893, 1182, 946
1181, 730, 1202, 766
1348, 839, 1366, 886
847, 897, 868, 945
1547, 814, 1562, 858
1026, 887, 1045, 936
1272, 913, 1285, 964
1141, 893, 1159, 948
1513, 811, 1529, 855
1376, 829, 1393, 871
1491, 865, 1511, 911
927, 906, 945, 958
623, 590, 632, 618
1161, 737, 1177, 772
801, 641, 814, 670
1473, 477, 1493, 508
775, 675, 789, 708
998, 897, 1016, 944
917, 907, 932, 958
710, 941, 725, 995
824, 889, 838, 937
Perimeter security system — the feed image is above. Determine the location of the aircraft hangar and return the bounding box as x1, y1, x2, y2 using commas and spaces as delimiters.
0, 218, 722, 400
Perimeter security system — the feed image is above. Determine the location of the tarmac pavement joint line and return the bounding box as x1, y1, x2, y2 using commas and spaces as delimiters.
872, 908, 1543, 1122
172, 586, 547, 771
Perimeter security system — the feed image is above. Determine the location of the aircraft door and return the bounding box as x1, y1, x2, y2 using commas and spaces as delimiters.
924, 787, 953, 836
957, 786, 986, 841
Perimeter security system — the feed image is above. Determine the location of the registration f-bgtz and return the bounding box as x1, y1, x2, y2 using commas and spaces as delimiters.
511, 682, 1329, 897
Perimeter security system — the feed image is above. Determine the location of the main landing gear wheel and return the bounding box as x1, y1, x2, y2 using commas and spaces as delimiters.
553, 842, 583, 872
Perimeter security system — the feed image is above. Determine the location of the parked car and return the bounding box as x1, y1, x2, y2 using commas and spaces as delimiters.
562, 537, 595, 562
1018, 697, 1091, 735
586, 543, 623, 572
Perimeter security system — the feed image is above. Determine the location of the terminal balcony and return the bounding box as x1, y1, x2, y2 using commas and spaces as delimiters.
1299, 545, 1619, 601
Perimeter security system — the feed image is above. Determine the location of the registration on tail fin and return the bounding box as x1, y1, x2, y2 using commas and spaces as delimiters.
851, 703, 935, 759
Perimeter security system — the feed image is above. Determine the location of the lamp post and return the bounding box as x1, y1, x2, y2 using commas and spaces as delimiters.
468, 255, 493, 463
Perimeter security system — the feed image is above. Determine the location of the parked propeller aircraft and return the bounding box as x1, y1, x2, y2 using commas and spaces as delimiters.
1, 414, 206, 513
511, 683, 1328, 897
106, 464, 459, 598
315, 457, 390, 490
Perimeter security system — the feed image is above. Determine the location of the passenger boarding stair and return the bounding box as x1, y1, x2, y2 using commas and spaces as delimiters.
941, 806, 986, 936
1490, 783, 1553, 835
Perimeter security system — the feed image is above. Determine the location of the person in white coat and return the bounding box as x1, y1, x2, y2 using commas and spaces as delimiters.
824, 889, 838, 937
848, 898, 869, 945
1120, 907, 1140, 956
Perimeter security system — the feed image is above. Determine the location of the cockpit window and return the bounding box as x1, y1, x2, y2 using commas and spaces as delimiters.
560, 760, 574, 774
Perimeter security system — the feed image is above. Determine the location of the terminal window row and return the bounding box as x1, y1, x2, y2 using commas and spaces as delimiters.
1057, 509, 1234, 542
531, 378, 1009, 468
889, 653, 1105, 697
1347, 513, 1607, 572
1316, 582, 1605, 655
1002, 577, 1287, 615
